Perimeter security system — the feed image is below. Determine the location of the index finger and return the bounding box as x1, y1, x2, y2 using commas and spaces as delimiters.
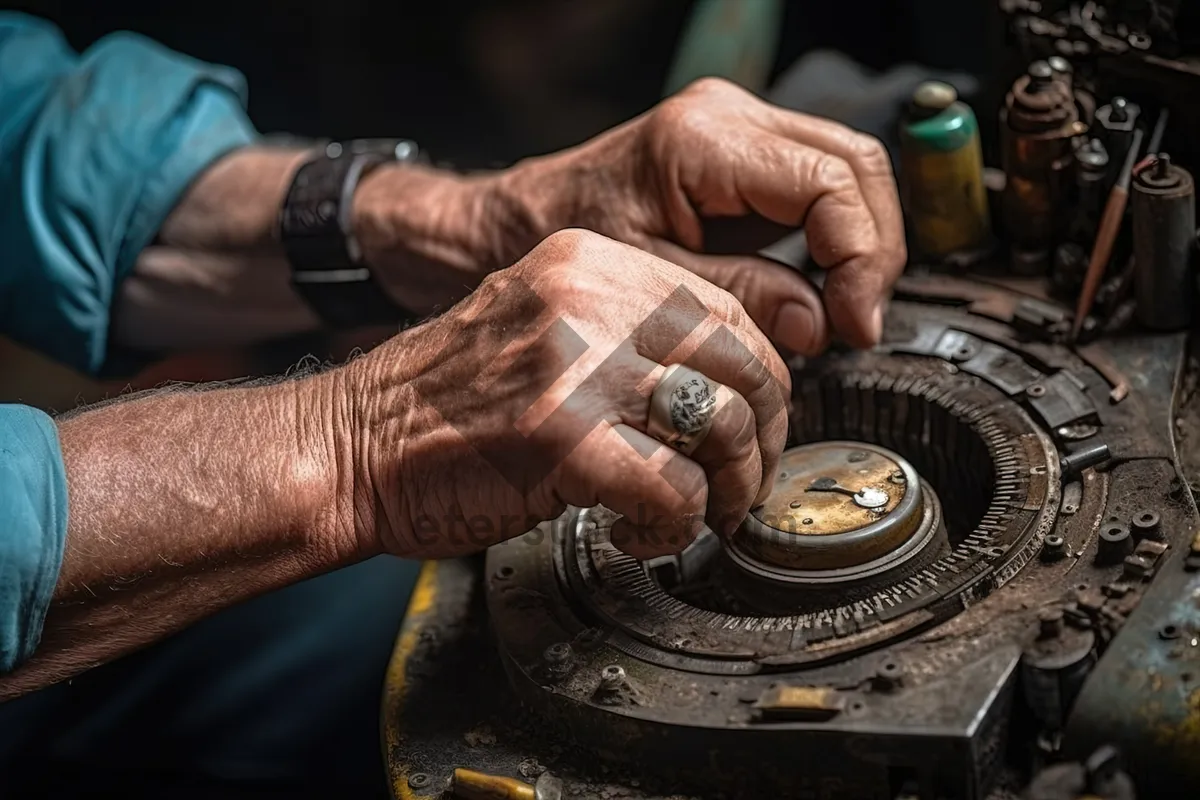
762, 111, 906, 342
723, 122, 904, 346
763, 111, 905, 259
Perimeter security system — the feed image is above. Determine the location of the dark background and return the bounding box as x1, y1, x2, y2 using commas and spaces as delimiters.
7, 0, 994, 168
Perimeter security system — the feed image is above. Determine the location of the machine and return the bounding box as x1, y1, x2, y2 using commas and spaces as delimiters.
382, 4, 1200, 798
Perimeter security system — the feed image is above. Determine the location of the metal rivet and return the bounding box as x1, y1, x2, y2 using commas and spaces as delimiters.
408, 773, 432, 790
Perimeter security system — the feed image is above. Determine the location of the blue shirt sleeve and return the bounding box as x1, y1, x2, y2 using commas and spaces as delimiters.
0, 13, 259, 374
0, 405, 67, 672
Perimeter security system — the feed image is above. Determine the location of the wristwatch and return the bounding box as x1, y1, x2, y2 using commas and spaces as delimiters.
279, 138, 422, 328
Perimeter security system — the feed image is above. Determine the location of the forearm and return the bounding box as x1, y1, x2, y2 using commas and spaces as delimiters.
0, 373, 358, 699
113, 146, 521, 350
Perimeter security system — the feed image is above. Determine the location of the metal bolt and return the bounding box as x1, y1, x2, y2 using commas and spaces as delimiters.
407, 773, 432, 790
1132, 510, 1161, 539
1097, 523, 1133, 565
1156, 153, 1173, 180
1128, 32, 1151, 50
1027, 383, 1047, 398
1111, 97, 1129, 122
544, 642, 572, 664
874, 659, 903, 690
1038, 607, 1065, 638
600, 664, 625, 688
889, 470, 906, 484
1042, 534, 1066, 561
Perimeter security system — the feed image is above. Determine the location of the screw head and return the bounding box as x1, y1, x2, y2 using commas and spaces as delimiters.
408, 773, 432, 790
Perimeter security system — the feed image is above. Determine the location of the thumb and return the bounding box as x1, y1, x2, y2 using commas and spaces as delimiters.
646, 239, 830, 357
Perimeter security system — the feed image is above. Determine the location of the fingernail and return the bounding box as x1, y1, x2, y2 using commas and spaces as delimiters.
774, 302, 818, 355
869, 302, 885, 344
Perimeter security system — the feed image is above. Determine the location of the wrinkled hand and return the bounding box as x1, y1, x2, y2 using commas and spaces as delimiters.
338, 229, 790, 560
498, 78, 906, 356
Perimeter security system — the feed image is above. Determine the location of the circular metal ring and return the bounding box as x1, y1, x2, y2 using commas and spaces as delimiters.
730, 441, 924, 572
725, 480, 943, 585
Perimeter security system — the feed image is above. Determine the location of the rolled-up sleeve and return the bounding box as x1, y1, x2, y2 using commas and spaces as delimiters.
0, 405, 67, 672
0, 13, 259, 374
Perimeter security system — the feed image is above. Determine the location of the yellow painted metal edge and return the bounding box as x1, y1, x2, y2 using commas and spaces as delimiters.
381, 560, 441, 800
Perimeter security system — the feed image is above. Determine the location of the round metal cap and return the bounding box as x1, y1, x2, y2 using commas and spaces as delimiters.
730, 441, 927, 572
1028, 60, 1053, 83
912, 81, 957, 112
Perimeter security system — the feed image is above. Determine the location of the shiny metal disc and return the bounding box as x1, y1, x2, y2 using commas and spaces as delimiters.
727, 441, 940, 583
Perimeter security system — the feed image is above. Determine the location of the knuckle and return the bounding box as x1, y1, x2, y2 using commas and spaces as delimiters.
540, 226, 600, 257
679, 75, 742, 100
652, 78, 745, 141
705, 283, 746, 325
651, 97, 711, 144
719, 262, 768, 321
536, 227, 606, 262
847, 132, 893, 175
810, 152, 857, 193
528, 228, 617, 294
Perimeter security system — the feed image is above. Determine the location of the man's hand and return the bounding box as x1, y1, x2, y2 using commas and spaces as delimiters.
339, 229, 790, 560
121, 80, 902, 356
489, 78, 907, 356
5, 229, 785, 695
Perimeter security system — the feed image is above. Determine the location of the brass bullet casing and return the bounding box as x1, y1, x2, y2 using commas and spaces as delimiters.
450, 769, 536, 800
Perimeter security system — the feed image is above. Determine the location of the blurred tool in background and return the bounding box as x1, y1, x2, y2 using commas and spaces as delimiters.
663, 0, 784, 95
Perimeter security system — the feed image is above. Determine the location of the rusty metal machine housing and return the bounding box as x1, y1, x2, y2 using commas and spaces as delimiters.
384, 273, 1199, 799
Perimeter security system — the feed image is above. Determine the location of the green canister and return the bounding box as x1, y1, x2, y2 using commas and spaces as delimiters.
900, 81, 991, 259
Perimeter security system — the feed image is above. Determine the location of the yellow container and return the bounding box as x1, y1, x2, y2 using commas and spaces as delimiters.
900, 82, 991, 259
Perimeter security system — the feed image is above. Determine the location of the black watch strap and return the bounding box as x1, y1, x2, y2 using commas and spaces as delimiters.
280, 140, 419, 328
